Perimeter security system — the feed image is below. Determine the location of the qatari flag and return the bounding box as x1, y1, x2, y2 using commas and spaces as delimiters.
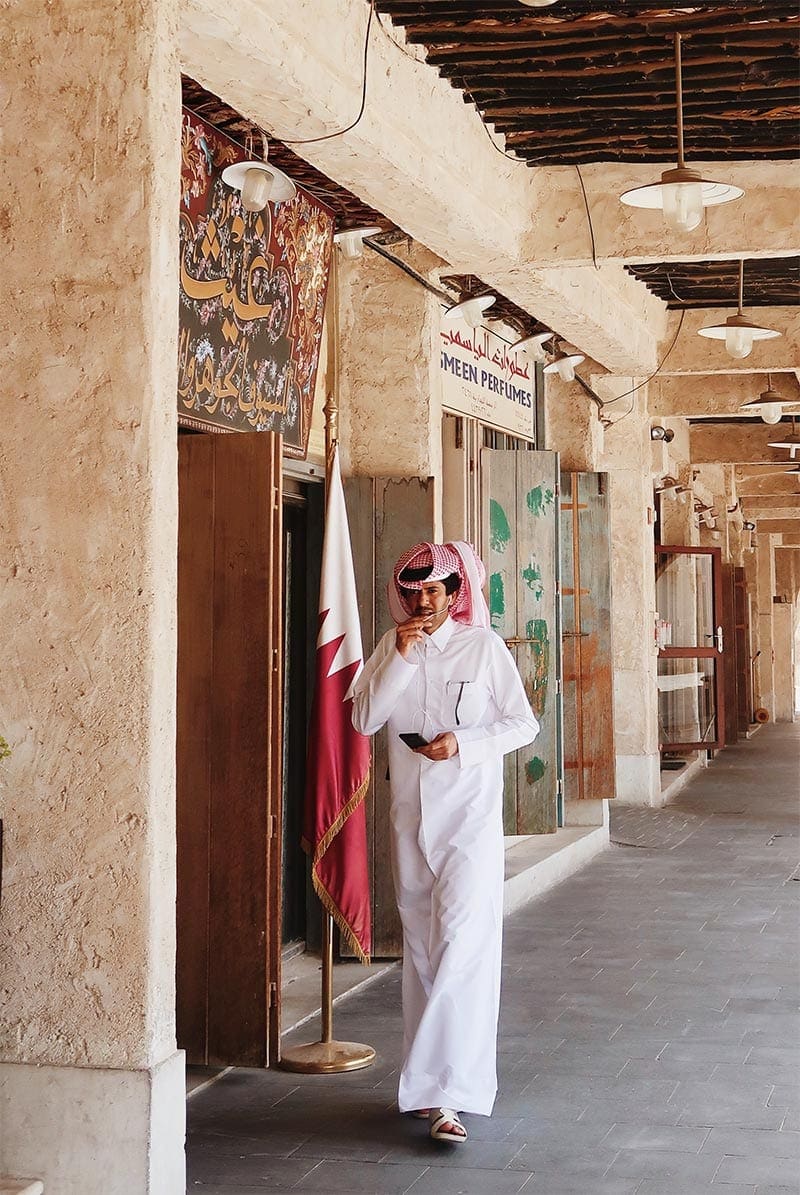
301, 446, 372, 963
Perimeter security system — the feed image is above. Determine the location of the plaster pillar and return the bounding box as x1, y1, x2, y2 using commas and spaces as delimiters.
752, 536, 778, 718
543, 375, 602, 471
0, 2, 184, 1192
598, 382, 661, 805
336, 243, 442, 489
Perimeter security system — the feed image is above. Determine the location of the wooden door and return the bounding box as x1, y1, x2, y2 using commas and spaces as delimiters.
734, 566, 753, 732
721, 563, 739, 744
560, 472, 616, 803
482, 449, 562, 834
655, 545, 725, 751
346, 476, 436, 958
177, 431, 283, 1067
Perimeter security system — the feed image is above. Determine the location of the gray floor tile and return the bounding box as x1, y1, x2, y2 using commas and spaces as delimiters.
292, 1159, 429, 1192
716, 1155, 800, 1187
186, 724, 800, 1195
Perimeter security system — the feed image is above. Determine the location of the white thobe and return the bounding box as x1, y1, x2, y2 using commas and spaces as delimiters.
352, 616, 538, 1115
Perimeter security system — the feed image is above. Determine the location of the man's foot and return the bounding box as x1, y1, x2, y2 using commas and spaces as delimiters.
410, 1109, 431, 1119
429, 1108, 468, 1143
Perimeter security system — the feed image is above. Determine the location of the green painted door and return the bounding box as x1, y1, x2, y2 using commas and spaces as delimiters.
482, 449, 562, 834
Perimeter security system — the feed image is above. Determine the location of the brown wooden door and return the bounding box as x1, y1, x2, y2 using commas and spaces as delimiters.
177, 431, 283, 1067
734, 566, 754, 733
655, 545, 725, 751
560, 472, 616, 803
721, 563, 739, 745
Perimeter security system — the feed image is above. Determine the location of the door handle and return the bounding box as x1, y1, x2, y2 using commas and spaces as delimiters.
715, 624, 724, 653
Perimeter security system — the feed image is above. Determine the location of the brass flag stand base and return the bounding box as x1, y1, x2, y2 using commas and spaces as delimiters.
279, 913, 376, 1074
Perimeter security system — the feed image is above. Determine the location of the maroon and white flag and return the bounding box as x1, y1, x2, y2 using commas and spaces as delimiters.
301, 446, 372, 962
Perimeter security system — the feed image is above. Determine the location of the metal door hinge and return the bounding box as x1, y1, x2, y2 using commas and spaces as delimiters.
270, 813, 278, 838
269, 981, 278, 1008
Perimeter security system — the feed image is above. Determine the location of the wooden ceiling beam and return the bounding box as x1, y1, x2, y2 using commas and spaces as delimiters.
426, 37, 798, 68
450, 55, 797, 85
409, 17, 799, 50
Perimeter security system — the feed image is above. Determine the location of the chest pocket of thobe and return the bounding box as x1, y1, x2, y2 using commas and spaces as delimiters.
446, 678, 490, 728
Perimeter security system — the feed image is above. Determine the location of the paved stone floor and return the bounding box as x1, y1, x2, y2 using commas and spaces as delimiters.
187, 724, 800, 1194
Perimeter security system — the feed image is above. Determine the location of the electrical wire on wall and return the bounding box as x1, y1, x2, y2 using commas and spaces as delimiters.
600, 308, 687, 427
279, 0, 375, 146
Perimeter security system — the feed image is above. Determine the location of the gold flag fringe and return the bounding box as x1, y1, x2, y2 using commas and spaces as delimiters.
301, 770, 371, 965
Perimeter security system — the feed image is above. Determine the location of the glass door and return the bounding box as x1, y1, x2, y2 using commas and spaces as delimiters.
655, 546, 725, 751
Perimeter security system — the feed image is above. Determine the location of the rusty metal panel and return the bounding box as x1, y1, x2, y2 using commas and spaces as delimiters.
483, 449, 561, 834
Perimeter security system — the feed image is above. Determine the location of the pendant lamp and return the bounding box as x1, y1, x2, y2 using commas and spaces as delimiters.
544, 351, 585, 382
620, 33, 743, 232
698, 261, 780, 359
511, 331, 554, 362
768, 416, 800, 459
443, 295, 496, 328
222, 143, 296, 212
740, 373, 791, 425
333, 226, 381, 260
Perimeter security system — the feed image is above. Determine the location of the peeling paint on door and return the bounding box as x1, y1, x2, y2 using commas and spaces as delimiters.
525, 756, 547, 784
521, 559, 544, 601
526, 485, 554, 517
526, 617, 549, 718
490, 498, 511, 553
490, 572, 505, 629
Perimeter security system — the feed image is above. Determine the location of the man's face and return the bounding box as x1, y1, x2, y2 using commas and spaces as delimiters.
412, 581, 452, 632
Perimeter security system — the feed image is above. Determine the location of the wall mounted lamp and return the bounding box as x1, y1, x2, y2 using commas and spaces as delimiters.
697, 261, 780, 359
443, 294, 496, 328
333, 226, 381, 260
544, 351, 585, 382
650, 425, 675, 442
519, 0, 558, 6
620, 33, 743, 232
512, 331, 554, 362
742, 520, 756, 532
222, 145, 296, 212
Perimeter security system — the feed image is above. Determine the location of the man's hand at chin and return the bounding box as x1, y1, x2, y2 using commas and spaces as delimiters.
414, 732, 458, 761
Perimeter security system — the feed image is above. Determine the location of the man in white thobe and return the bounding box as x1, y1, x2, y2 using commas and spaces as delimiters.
352, 541, 538, 1142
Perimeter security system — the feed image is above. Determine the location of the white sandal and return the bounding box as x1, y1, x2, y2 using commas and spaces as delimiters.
429, 1107, 467, 1143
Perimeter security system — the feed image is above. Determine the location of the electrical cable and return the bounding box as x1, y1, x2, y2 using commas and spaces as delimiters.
602, 308, 687, 426
575, 166, 599, 270
280, 0, 374, 145
363, 237, 457, 305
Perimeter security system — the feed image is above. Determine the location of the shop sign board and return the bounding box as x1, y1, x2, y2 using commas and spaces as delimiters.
438, 312, 536, 439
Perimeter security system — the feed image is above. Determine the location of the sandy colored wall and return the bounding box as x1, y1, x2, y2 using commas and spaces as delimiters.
1, 0, 181, 1073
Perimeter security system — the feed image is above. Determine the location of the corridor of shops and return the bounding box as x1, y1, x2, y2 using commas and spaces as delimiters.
186, 723, 800, 1194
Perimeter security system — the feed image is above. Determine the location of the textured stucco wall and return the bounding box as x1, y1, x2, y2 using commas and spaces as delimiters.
1, 0, 181, 1070
337, 244, 440, 482
598, 383, 660, 804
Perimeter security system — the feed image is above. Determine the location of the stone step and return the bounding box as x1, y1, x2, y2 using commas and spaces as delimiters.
0, 1180, 44, 1195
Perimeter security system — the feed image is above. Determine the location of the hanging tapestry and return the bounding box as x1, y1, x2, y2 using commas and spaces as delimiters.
178, 110, 333, 457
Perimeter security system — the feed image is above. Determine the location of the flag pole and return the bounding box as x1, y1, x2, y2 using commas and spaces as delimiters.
280, 250, 375, 1075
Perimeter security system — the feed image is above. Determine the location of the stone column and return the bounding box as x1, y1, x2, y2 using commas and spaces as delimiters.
337, 243, 442, 487
598, 381, 661, 805
0, 1, 184, 1192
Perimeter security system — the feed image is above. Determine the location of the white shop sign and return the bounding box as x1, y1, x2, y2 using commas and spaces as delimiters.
438, 312, 535, 439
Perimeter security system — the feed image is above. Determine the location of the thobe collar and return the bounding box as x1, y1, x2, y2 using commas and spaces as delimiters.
425, 614, 456, 654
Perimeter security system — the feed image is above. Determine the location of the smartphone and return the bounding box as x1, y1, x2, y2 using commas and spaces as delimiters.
399, 732, 429, 749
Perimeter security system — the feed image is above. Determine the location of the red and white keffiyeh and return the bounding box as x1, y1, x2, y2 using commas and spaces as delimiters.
389, 540, 490, 629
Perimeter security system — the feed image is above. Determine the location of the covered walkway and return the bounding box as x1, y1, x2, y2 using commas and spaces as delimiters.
187, 724, 800, 1194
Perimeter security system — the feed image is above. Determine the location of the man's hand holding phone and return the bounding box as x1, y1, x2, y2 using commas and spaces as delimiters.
399, 731, 459, 760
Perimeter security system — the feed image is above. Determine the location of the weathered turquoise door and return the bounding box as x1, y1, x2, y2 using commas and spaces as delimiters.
482, 449, 562, 834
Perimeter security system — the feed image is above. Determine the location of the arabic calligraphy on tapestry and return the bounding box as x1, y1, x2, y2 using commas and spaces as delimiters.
178, 111, 334, 456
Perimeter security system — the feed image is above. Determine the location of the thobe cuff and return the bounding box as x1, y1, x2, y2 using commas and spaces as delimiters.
453, 727, 486, 769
